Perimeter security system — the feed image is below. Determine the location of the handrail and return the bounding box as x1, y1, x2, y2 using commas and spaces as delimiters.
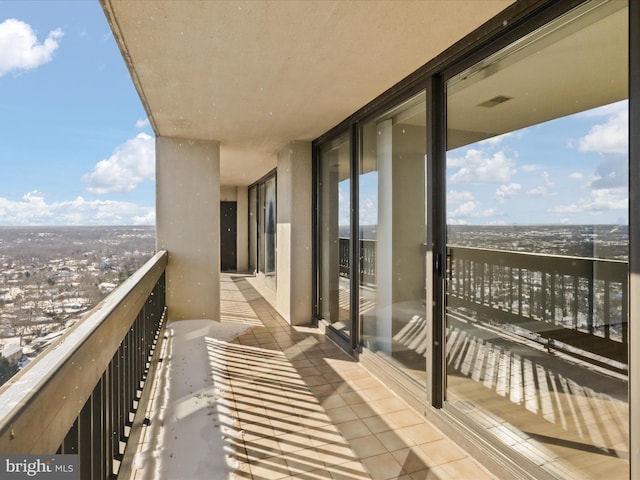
337, 235, 628, 369
447, 245, 628, 368
0, 250, 168, 468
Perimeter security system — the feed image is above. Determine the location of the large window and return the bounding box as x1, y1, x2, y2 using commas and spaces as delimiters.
249, 172, 276, 287
445, 1, 628, 478
318, 133, 351, 337
360, 92, 427, 383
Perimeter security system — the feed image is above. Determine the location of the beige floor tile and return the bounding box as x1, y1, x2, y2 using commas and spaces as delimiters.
336, 419, 373, 440
350, 402, 378, 419
326, 405, 360, 424
361, 415, 393, 434
360, 386, 396, 402
398, 424, 444, 446
283, 468, 334, 479
285, 447, 326, 474
321, 394, 349, 409
436, 458, 496, 480
349, 435, 387, 459
375, 429, 416, 452
407, 468, 445, 480
277, 429, 312, 453
416, 439, 467, 467
361, 452, 405, 480
370, 397, 409, 415
307, 424, 346, 447
316, 441, 359, 465
248, 455, 290, 479
339, 391, 365, 405
127, 275, 500, 480
385, 409, 425, 429
329, 460, 372, 480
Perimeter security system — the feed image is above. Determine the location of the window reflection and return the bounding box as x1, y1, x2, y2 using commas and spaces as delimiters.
249, 172, 276, 288
318, 134, 351, 337
445, 2, 628, 478
360, 92, 427, 383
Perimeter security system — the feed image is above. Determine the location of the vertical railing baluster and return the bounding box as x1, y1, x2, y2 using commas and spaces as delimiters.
78, 398, 92, 480
603, 279, 611, 340
587, 275, 595, 334
91, 373, 107, 480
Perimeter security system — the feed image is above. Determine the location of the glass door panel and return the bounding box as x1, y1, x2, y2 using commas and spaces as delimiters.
445, 2, 628, 478
318, 133, 351, 337
359, 92, 427, 384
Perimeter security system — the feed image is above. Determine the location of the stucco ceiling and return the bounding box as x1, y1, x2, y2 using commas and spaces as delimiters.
102, 0, 513, 185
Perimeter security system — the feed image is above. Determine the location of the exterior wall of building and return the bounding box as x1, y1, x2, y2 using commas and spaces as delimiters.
156, 136, 220, 322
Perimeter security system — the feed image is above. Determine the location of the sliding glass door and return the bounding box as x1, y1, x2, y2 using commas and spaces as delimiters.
445, 1, 628, 478
359, 92, 427, 384
318, 133, 352, 338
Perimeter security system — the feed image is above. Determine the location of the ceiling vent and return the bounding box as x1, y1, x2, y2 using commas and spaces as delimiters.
477, 95, 513, 108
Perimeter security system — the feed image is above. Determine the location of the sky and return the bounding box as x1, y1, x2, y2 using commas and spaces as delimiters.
446, 100, 628, 226
0, 1, 155, 226
347, 99, 629, 227
1, 2, 628, 228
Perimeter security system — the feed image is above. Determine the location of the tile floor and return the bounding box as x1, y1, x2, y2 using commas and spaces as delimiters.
129, 274, 498, 480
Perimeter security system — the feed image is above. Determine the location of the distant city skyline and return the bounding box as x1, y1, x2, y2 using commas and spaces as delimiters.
0, 1, 154, 226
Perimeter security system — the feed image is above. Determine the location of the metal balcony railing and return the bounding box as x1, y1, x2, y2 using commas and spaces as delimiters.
0, 250, 168, 479
338, 237, 627, 370
447, 246, 628, 370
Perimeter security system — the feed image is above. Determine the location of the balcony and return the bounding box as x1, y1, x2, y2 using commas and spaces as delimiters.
0, 242, 628, 479
0, 251, 496, 480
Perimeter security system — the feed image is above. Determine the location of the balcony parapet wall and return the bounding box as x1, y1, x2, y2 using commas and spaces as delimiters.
0, 250, 168, 456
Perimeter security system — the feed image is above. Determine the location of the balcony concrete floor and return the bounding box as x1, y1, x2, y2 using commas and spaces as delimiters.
127, 273, 497, 480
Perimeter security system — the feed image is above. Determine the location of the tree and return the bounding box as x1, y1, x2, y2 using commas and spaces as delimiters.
0, 357, 19, 387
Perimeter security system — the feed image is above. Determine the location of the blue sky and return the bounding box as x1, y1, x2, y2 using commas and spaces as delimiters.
446, 101, 628, 225
2, 2, 628, 228
346, 99, 628, 227
0, 1, 155, 226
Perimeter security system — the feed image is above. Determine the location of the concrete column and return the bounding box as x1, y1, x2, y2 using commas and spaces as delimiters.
276, 141, 312, 325
236, 186, 249, 272
156, 136, 220, 322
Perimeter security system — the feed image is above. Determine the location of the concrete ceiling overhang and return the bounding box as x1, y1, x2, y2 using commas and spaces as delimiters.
101, 0, 512, 185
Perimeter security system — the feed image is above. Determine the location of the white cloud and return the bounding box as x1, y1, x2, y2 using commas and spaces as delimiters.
549, 187, 627, 216
0, 19, 63, 77
447, 190, 474, 204
579, 109, 628, 155
525, 171, 555, 197
521, 164, 541, 172
449, 149, 516, 184
83, 133, 155, 194
526, 186, 552, 197
588, 155, 628, 189
0, 191, 154, 226
448, 201, 496, 220
136, 118, 150, 129
495, 183, 521, 202
569, 172, 584, 181
359, 195, 377, 226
